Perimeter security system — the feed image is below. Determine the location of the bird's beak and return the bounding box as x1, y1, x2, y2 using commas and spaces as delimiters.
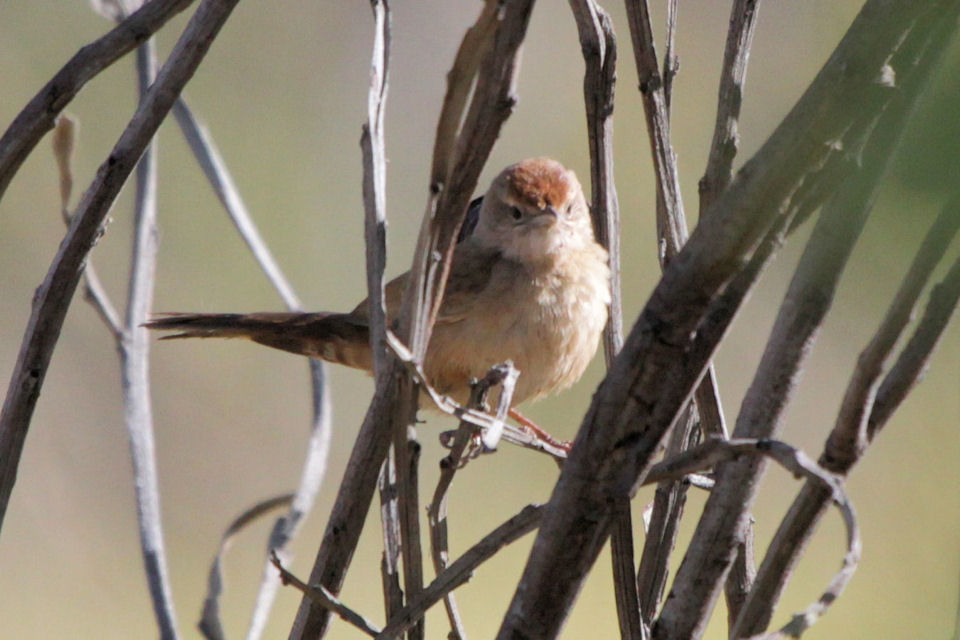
532, 206, 560, 226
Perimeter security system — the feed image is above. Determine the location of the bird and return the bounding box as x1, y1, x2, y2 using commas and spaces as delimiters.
147, 158, 610, 419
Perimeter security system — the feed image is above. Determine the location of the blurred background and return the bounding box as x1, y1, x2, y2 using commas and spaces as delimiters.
1, 1, 958, 638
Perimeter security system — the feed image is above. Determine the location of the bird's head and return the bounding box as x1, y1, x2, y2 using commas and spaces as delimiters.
473, 158, 595, 261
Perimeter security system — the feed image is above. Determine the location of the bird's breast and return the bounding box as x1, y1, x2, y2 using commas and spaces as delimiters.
425, 246, 609, 406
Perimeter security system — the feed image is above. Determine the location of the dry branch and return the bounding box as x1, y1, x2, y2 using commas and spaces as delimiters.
565, 3, 640, 635
659, 6, 958, 636
699, 0, 761, 215
496, 2, 956, 637
200, 494, 294, 639
273, 552, 382, 638
0, 0, 195, 201
289, 3, 536, 636
733, 204, 960, 639
428, 364, 514, 639
379, 504, 544, 640
0, 0, 240, 581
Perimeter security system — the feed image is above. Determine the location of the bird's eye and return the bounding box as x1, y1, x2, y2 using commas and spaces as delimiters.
510, 207, 523, 221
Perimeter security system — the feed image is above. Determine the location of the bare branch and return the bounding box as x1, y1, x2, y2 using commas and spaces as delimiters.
733, 214, 960, 640
199, 494, 294, 640
427, 366, 512, 640
823, 198, 960, 471
567, 0, 622, 363
360, 0, 391, 379
289, 4, 536, 636
699, 0, 764, 620
868, 252, 960, 438
662, 0, 678, 115
118, 32, 182, 639
647, 439, 864, 640
656, 5, 957, 635
378, 449, 404, 624
0, 0, 195, 202
699, 0, 762, 215
0, 0, 243, 546
171, 100, 302, 310
496, 2, 955, 637
379, 504, 544, 640
51, 116, 124, 338
623, 0, 686, 266
272, 552, 382, 638
656, 149, 876, 640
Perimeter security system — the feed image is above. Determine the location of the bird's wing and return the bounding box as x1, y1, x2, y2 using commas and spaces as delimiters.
435, 241, 504, 324
349, 240, 503, 326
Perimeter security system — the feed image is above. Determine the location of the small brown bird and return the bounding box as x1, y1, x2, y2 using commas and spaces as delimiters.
148, 158, 610, 411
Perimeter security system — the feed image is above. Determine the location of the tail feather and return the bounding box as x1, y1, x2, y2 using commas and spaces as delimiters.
146, 312, 373, 371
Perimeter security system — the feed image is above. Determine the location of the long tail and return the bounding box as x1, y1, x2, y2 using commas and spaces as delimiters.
146, 312, 373, 371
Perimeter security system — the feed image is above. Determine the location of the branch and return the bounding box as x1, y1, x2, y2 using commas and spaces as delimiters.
661, 439, 863, 640
698, 0, 764, 622
496, 2, 956, 637
51, 116, 123, 338
659, 7, 958, 636
199, 494, 294, 640
0, 0, 238, 570
823, 199, 960, 472
699, 0, 761, 215
867, 252, 960, 438
117, 28, 182, 639
623, 0, 686, 266
427, 365, 513, 639
733, 209, 960, 639
171, 99, 302, 310
289, 3, 535, 637
567, 0, 622, 363
379, 504, 543, 640
272, 552, 382, 638
167, 69, 332, 640
0, 0, 195, 202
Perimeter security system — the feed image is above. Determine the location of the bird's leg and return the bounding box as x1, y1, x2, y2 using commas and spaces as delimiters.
508, 408, 572, 453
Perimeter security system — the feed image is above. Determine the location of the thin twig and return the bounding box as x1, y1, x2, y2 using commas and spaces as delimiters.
427, 364, 515, 639
662, 0, 678, 115
378, 448, 404, 623
379, 504, 544, 640
868, 252, 960, 438
118, 29, 182, 640
699, 0, 764, 620
0, 0, 243, 535
623, 0, 686, 266
386, 333, 568, 460
644, 438, 863, 640
199, 494, 294, 640
733, 208, 960, 639
171, 100, 301, 310
272, 552, 382, 638
565, 3, 638, 631
0, 0, 195, 201
496, 2, 955, 636
289, 4, 535, 636
822, 197, 960, 472
636, 408, 697, 627
51, 116, 123, 338
699, 0, 761, 216
663, 7, 956, 636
